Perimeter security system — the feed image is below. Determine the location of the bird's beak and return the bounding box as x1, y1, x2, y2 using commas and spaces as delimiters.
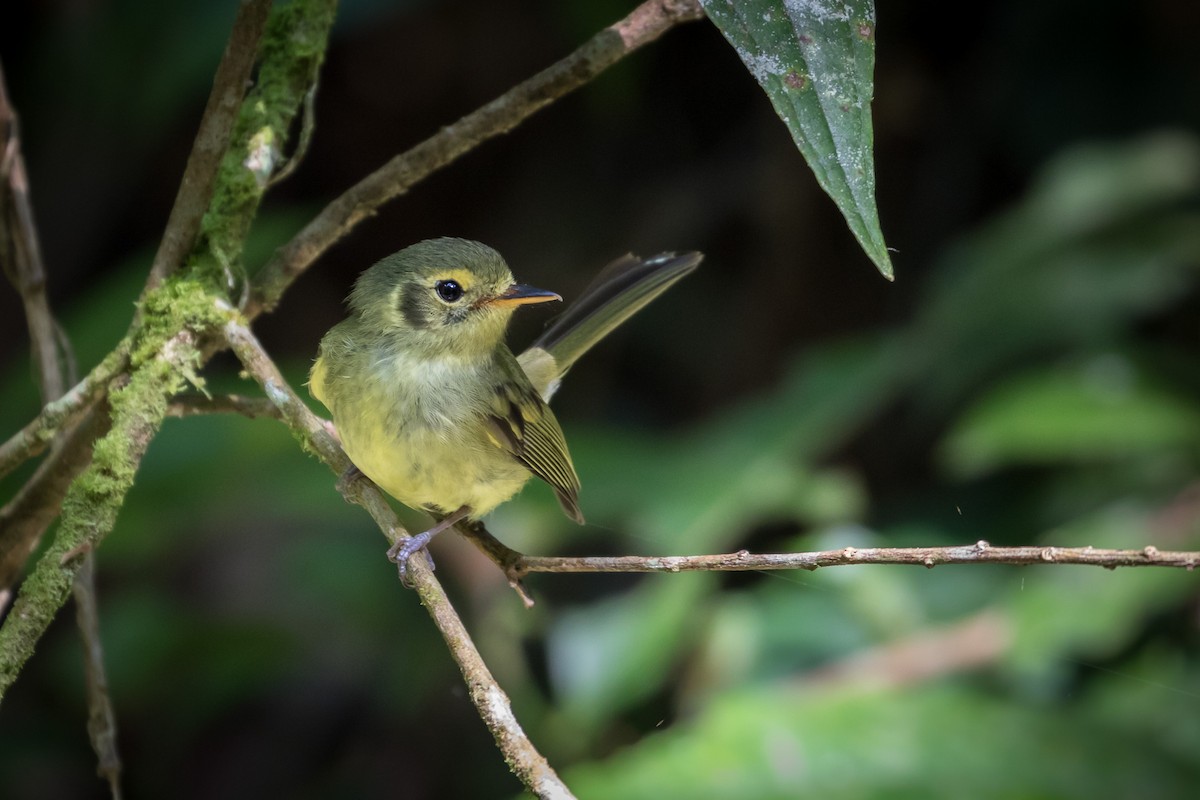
487, 283, 562, 308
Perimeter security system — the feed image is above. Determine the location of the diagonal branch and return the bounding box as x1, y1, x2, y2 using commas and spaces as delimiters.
0, 343, 129, 481
0, 327, 201, 700
0, 0, 705, 478
245, 0, 705, 320
143, 0, 274, 292
220, 311, 574, 799
1, 0, 333, 574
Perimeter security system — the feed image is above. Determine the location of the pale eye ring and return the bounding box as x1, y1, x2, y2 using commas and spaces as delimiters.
435, 279, 464, 303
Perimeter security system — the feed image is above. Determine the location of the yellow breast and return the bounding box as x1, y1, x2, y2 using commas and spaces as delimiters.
310, 351, 532, 517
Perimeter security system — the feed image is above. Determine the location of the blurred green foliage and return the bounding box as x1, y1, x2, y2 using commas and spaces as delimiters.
2, 2, 1199, 799
544, 135, 1200, 797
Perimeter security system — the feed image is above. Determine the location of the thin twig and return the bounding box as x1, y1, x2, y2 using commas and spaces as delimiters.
245, 0, 705, 319
1, 64, 67, 401
455, 520, 536, 608
167, 392, 282, 419
1, 64, 125, 794
220, 311, 574, 799
143, 0, 274, 292
509, 542, 1200, 577
266, 81, 317, 188
74, 554, 123, 799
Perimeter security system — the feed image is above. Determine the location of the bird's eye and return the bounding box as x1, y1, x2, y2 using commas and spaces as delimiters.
435, 279, 464, 303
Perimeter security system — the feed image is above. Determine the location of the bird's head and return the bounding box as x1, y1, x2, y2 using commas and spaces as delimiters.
349, 238, 560, 358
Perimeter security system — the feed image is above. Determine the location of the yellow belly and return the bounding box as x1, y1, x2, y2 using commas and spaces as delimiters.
341, 418, 531, 516
311, 352, 532, 517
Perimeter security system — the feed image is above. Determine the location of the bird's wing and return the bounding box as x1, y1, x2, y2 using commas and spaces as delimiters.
483, 348, 584, 524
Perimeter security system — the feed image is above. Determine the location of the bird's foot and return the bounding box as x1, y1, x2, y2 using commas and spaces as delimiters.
387, 531, 437, 587
386, 505, 472, 586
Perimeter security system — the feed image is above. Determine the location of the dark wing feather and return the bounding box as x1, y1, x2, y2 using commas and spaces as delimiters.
485, 348, 584, 523
526, 251, 702, 369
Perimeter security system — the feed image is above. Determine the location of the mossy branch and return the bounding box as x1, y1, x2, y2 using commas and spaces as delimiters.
192, 0, 337, 296
0, 0, 339, 698
144, 0, 274, 291
0, 344, 128, 481
0, 0, 335, 544
0, 322, 198, 697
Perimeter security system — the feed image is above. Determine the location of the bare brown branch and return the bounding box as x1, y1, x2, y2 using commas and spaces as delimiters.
167, 393, 282, 420
510, 541, 1200, 576
73, 554, 123, 798
0, 62, 66, 403
220, 311, 574, 799
0, 406, 110, 592
1, 61, 124, 794
245, 0, 705, 320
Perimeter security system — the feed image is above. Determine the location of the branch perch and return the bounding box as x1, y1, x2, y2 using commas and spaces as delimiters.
220, 311, 574, 799
73, 553, 122, 797
508, 542, 1200, 577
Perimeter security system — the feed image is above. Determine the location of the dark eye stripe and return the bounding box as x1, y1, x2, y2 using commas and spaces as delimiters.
399, 285, 430, 329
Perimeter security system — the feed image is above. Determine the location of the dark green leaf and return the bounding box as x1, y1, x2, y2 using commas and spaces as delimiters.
701, 0, 892, 278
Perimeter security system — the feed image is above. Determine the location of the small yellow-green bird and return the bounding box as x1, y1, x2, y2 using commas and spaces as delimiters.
309, 237, 700, 575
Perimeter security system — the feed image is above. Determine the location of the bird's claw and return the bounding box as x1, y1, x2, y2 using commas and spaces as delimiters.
387, 531, 436, 586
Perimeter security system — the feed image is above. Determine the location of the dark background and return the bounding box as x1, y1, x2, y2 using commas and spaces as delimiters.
2, 1, 1198, 798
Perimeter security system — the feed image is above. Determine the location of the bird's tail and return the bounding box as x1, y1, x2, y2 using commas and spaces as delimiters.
517, 251, 702, 401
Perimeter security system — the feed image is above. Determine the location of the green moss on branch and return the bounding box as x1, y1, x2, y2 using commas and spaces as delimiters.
0, 1, 341, 700
0, 339, 186, 698
198, 0, 338, 292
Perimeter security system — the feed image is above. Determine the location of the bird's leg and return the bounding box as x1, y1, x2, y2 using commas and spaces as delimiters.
335, 463, 365, 495
387, 504, 473, 584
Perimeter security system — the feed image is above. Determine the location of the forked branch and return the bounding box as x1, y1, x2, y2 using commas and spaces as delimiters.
221, 311, 575, 800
